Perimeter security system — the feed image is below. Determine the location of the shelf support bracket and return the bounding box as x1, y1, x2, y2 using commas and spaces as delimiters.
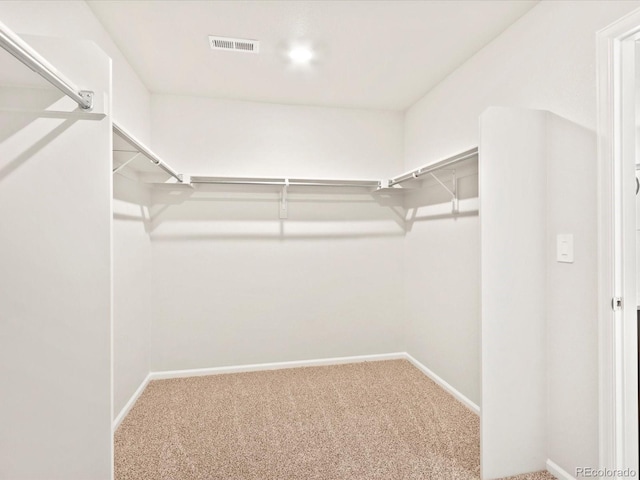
429, 169, 458, 214
280, 179, 289, 219
112, 152, 141, 175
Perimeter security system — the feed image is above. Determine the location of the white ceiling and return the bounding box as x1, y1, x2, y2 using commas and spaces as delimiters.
87, 0, 537, 111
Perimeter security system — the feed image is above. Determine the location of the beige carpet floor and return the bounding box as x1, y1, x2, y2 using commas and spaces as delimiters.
115, 360, 555, 480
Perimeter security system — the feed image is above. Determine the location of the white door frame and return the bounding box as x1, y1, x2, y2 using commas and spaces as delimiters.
597, 9, 640, 473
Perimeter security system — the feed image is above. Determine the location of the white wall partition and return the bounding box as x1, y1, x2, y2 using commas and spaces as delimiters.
148, 95, 405, 371
545, 114, 599, 475
479, 107, 598, 479
0, 0, 166, 427
0, 0, 157, 427
480, 107, 548, 479
0, 36, 112, 479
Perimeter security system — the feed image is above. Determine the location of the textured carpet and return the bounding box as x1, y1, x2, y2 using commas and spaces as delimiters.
115, 360, 555, 480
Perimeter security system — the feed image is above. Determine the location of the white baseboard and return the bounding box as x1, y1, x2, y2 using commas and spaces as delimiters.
115, 352, 479, 429
113, 373, 151, 432
404, 353, 480, 416
148, 352, 407, 381
546, 459, 575, 480
115, 354, 405, 428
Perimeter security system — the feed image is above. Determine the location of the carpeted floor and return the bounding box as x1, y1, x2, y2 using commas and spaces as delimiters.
115, 360, 555, 480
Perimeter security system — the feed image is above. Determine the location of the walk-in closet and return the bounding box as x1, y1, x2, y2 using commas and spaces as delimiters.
1, 1, 639, 479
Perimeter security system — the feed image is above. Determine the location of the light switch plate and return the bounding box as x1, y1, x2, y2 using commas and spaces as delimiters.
557, 234, 574, 263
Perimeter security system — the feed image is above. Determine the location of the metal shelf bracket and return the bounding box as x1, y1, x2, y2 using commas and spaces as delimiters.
112, 152, 141, 175
429, 169, 459, 214
78, 91, 94, 111
280, 179, 289, 219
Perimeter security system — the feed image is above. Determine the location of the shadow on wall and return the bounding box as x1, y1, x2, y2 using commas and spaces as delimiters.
113, 157, 480, 242
403, 157, 479, 232
0, 87, 106, 184
0, 116, 77, 183
0, 86, 81, 137
127, 158, 482, 241
113, 174, 153, 235
147, 183, 408, 241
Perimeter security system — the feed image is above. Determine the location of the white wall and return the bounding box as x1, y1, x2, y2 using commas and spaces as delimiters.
545, 113, 598, 477
479, 108, 548, 479
149, 95, 405, 371
405, 0, 640, 168
403, 0, 639, 474
112, 176, 152, 418
403, 160, 480, 407
151, 95, 403, 179
0, 37, 112, 480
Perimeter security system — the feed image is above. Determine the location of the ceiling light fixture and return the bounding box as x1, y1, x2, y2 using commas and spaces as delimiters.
288, 46, 314, 64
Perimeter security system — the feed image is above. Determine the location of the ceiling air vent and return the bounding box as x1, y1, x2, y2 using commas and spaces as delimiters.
208, 35, 259, 54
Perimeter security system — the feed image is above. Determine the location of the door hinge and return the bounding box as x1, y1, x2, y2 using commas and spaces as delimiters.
612, 297, 623, 311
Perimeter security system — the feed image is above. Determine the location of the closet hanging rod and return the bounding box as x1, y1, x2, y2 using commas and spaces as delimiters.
0, 21, 93, 110
113, 123, 184, 183
190, 176, 381, 188
389, 147, 478, 187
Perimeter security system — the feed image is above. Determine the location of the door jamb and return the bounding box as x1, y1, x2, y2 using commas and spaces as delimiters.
597, 8, 640, 473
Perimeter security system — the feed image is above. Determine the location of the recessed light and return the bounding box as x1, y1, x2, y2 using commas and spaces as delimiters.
288, 46, 313, 64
